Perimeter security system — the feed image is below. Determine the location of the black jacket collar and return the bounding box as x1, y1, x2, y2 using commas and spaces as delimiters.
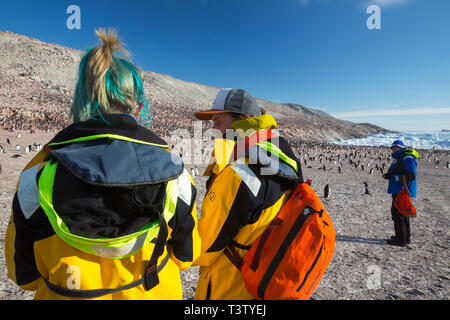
49, 114, 167, 146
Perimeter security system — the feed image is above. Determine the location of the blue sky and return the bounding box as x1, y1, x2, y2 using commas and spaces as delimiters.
1, 0, 449, 131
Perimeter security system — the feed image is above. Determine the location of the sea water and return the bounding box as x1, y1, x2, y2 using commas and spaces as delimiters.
333, 130, 450, 150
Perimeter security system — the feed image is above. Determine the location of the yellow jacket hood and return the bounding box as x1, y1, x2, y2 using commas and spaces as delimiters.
230, 114, 277, 134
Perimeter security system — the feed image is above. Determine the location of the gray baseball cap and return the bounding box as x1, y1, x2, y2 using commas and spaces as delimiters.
195, 88, 261, 120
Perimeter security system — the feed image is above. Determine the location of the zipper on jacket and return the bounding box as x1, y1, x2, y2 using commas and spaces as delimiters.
296, 236, 325, 293
257, 206, 317, 299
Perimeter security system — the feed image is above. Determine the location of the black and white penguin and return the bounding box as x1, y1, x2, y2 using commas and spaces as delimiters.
324, 184, 330, 198
363, 182, 371, 195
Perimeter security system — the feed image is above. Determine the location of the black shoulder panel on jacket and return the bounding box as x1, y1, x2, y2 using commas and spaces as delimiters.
12, 193, 53, 285
167, 183, 197, 262
49, 114, 167, 147
206, 180, 265, 253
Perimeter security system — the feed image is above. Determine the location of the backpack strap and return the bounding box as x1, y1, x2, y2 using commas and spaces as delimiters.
388, 151, 407, 175
41, 252, 169, 299
41, 208, 169, 299
250, 218, 283, 271
144, 207, 169, 290
224, 239, 254, 270
230, 239, 251, 250
224, 245, 243, 270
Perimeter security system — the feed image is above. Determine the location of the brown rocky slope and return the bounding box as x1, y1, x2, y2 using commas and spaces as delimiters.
0, 30, 392, 142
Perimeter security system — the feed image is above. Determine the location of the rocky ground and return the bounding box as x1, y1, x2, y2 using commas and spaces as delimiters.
0, 129, 448, 300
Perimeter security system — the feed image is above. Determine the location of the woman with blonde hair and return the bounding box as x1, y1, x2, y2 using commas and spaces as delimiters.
5, 29, 200, 300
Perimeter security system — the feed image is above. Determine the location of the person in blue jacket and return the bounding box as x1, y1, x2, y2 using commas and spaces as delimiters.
383, 140, 418, 247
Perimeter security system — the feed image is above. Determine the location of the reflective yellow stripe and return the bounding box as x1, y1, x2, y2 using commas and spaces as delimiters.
256, 141, 298, 173
48, 134, 169, 149
38, 161, 178, 259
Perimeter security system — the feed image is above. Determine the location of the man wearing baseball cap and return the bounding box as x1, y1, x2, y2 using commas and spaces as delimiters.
193, 88, 302, 299
194, 88, 262, 135
383, 140, 419, 246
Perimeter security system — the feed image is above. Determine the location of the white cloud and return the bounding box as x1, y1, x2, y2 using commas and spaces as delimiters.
332, 107, 450, 131
332, 107, 450, 118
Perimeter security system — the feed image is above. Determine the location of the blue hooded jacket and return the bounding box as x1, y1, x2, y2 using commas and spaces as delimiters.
387, 149, 418, 198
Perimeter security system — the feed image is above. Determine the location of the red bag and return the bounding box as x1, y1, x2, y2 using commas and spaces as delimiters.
394, 189, 416, 216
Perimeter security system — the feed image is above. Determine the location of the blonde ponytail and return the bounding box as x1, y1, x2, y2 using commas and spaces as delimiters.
71, 28, 151, 126
87, 28, 128, 111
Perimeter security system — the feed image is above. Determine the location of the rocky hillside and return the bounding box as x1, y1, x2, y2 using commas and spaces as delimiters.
0, 30, 392, 142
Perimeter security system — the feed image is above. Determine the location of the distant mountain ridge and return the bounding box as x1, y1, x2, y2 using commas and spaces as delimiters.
0, 30, 393, 142
282, 103, 337, 120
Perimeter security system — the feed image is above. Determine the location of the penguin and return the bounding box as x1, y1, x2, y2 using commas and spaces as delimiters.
11, 154, 21, 158
363, 182, 371, 195
338, 166, 342, 174
324, 184, 330, 198
15, 144, 20, 151
369, 168, 373, 175
6, 138, 10, 145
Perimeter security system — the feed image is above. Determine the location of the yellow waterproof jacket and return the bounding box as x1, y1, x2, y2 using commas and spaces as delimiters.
194, 114, 301, 300
5, 114, 201, 300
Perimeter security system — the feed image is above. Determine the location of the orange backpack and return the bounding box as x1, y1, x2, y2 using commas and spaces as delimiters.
394, 189, 417, 216
224, 181, 335, 300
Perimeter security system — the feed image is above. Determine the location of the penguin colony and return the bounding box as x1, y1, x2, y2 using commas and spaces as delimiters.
292, 142, 449, 198
0, 135, 42, 160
